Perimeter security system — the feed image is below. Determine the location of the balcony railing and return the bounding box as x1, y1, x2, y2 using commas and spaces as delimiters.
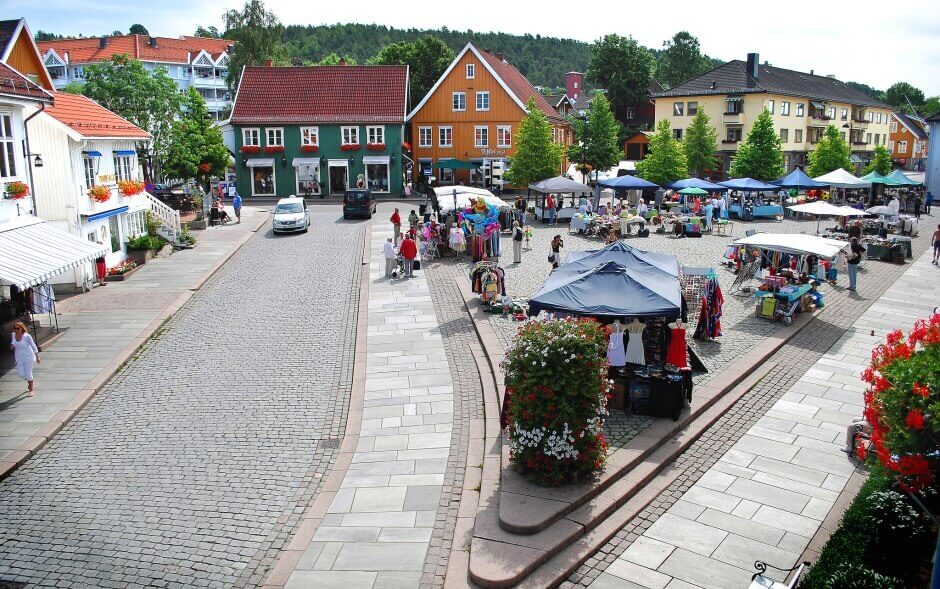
850, 119, 869, 129
721, 139, 740, 144
808, 116, 831, 127
852, 140, 868, 145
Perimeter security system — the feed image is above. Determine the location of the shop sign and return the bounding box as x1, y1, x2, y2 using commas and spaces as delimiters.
480, 148, 507, 157
98, 174, 116, 183
422, 167, 432, 176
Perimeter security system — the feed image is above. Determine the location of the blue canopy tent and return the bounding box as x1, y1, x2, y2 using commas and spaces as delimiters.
772, 168, 830, 191
563, 240, 679, 278
595, 175, 659, 210
666, 178, 728, 191
527, 260, 682, 318
885, 169, 922, 186
719, 178, 784, 220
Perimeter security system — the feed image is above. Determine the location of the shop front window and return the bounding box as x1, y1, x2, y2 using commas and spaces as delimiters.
366, 162, 390, 192
108, 216, 121, 253
252, 166, 275, 195
297, 164, 320, 196
440, 168, 454, 184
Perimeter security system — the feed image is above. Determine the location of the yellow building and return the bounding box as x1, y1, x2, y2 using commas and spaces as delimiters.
652, 53, 893, 177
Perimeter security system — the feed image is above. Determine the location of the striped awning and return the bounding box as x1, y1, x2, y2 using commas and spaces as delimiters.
0, 217, 108, 289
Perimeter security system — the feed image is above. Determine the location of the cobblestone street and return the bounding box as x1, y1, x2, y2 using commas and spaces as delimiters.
0, 207, 365, 588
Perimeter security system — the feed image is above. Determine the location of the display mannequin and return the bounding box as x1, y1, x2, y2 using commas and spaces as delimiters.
624, 319, 646, 365
666, 319, 687, 368
608, 320, 626, 367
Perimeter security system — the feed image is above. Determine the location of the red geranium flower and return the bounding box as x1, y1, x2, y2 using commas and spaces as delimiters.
906, 409, 926, 430
913, 382, 930, 399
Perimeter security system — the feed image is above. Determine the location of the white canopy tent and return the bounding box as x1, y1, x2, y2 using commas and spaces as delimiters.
787, 201, 867, 233
0, 216, 108, 289
432, 186, 510, 212
733, 233, 849, 258
812, 169, 871, 189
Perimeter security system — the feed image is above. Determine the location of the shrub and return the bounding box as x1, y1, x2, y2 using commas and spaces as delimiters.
127, 234, 166, 251
822, 563, 901, 589
178, 225, 196, 246
502, 317, 610, 486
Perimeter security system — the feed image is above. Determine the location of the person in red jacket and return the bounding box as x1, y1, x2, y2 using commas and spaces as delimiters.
399, 235, 418, 277
390, 208, 402, 243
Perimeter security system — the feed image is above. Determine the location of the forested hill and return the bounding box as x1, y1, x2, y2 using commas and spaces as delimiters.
281, 23, 592, 88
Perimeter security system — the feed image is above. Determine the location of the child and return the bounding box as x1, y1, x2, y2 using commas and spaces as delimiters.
524, 225, 533, 250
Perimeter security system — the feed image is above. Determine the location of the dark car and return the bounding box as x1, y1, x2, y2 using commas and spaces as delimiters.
343, 189, 376, 219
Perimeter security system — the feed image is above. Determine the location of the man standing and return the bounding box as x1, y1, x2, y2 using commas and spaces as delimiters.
231, 187, 242, 224
514, 196, 526, 226
914, 194, 923, 219
546, 194, 556, 225
926, 191, 933, 215
399, 234, 418, 277
390, 208, 402, 243
933, 224, 940, 265
384, 237, 398, 277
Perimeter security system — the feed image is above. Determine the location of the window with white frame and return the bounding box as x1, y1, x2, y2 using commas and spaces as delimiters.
466, 63, 475, 79
779, 128, 788, 143
418, 127, 432, 148
440, 167, 454, 184
796, 103, 805, 117
841, 108, 848, 121
476, 91, 490, 111
497, 125, 511, 148
452, 92, 466, 112
300, 126, 319, 146
890, 121, 897, 133
795, 129, 803, 143
673, 102, 684, 116
342, 126, 359, 145
113, 154, 133, 182
827, 106, 836, 119
125, 210, 147, 239
0, 113, 16, 178
867, 112, 873, 122
767, 100, 775, 114
367, 126, 385, 145
781, 101, 790, 116
474, 126, 488, 147
82, 156, 96, 188
266, 128, 283, 146
888, 140, 895, 151
898, 140, 907, 153
866, 132, 872, 144
438, 126, 453, 147
673, 128, 683, 140
687, 102, 698, 115
242, 128, 260, 147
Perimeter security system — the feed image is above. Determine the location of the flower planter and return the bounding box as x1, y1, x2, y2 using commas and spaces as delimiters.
104, 263, 142, 282
127, 249, 156, 265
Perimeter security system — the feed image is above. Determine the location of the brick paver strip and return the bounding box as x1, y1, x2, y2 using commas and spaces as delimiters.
0, 208, 364, 587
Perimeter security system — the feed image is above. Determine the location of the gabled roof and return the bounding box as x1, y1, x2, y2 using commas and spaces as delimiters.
654, 60, 892, 109
892, 112, 927, 140
44, 92, 149, 139
0, 18, 55, 90
407, 43, 566, 124
0, 20, 19, 57
544, 93, 569, 109
37, 34, 233, 65
0, 62, 53, 103
231, 65, 409, 125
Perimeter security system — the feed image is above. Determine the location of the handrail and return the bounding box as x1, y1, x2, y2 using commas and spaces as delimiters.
142, 192, 182, 244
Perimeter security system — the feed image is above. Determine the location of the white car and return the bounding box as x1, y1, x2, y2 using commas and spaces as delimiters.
272, 196, 310, 234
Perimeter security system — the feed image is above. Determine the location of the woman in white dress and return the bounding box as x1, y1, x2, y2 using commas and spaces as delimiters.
608, 320, 626, 367
10, 321, 40, 396
624, 319, 646, 365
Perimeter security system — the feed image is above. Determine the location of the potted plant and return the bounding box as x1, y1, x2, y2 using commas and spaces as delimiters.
88, 185, 111, 203
5, 181, 29, 200
104, 259, 140, 281
118, 180, 145, 196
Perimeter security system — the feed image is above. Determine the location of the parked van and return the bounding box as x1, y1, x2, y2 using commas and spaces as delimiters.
343, 190, 376, 219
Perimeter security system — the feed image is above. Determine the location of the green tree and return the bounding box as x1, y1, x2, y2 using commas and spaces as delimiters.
223, 0, 284, 91
922, 96, 940, 118
566, 93, 620, 183
162, 88, 230, 187
884, 82, 925, 114
729, 109, 784, 180
656, 32, 712, 89
369, 36, 454, 109
60, 81, 84, 94
846, 81, 885, 102
503, 98, 562, 187
81, 54, 182, 179
314, 53, 358, 65
863, 144, 893, 176
636, 119, 687, 186
807, 125, 853, 177
195, 25, 222, 39
683, 109, 718, 176
129, 24, 149, 35
586, 34, 655, 122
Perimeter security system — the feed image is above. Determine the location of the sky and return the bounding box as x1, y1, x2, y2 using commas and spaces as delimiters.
13, 0, 940, 96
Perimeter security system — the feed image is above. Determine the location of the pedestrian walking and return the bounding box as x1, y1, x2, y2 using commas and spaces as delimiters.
384, 236, 398, 277
926, 191, 933, 215
511, 221, 523, 263
408, 209, 419, 234
10, 321, 39, 397
399, 235, 418, 277
914, 194, 923, 219
514, 196, 526, 226
933, 224, 940, 265
703, 200, 714, 231
550, 234, 564, 269
847, 238, 866, 291
390, 208, 402, 243
546, 194, 557, 225
232, 189, 242, 224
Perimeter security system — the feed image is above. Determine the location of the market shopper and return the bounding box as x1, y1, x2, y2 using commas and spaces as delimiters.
10, 321, 39, 397
232, 189, 242, 224
514, 196, 526, 226
390, 208, 402, 243
408, 209, 419, 233
933, 224, 940, 265
914, 195, 923, 219
550, 234, 564, 269
546, 194, 557, 225
399, 234, 418, 277
847, 238, 866, 291
926, 191, 933, 215
637, 199, 649, 218
384, 237, 398, 277
512, 221, 524, 263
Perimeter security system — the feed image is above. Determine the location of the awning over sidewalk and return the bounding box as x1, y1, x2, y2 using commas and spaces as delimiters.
0, 217, 108, 289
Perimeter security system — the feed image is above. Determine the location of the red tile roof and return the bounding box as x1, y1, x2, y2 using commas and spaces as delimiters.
231, 65, 408, 125
0, 62, 52, 102
37, 34, 233, 65
477, 48, 565, 124
44, 92, 149, 139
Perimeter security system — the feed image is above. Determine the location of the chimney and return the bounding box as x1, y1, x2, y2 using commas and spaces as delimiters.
339, 57, 346, 66
495, 51, 503, 61
810, 69, 814, 75
263, 59, 273, 67
148, 36, 158, 48
99, 37, 108, 49
565, 71, 583, 100
746, 53, 759, 78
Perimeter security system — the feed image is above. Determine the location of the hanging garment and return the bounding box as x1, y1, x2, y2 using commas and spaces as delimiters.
608, 330, 626, 367
624, 320, 646, 365
666, 321, 688, 368
449, 227, 466, 253
693, 278, 724, 339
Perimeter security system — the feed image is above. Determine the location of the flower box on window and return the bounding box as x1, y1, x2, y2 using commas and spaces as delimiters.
340, 143, 361, 152
240, 145, 261, 154
88, 185, 111, 203
366, 143, 387, 151
118, 180, 145, 196
264, 145, 285, 154
4, 181, 29, 200
300, 145, 319, 153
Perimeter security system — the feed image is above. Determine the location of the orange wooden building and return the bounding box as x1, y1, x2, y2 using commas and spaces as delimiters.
407, 43, 571, 190
0, 19, 54, 90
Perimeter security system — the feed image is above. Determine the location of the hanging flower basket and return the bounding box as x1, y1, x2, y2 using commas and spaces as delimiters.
198, 162, 212, 174
118, 180, 145, 196
366, 143, 387, 151
240, 145, 261, 154
300, 145, 319, 153
5, 181, 29, 200
340, 143, 361, 152
88, 185, 112, 203
264, 145, 285, 154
